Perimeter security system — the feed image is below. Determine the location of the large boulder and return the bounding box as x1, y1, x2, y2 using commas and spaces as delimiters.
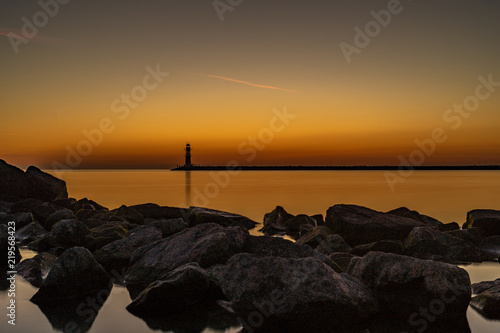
404, 227, 483, 262
242, 235, 337, 270
43, 209, 76, 230
31, 247, 111, 303
464, 209, 500, 236
187, 206, 257, 230
86, 221, 129, 251
144, 218, 188, 238
470, 285, 500, 319
314, 234, 352, 255
347, 252, 471, 331
445, 227, 484, 246
387, 207, 443, 227
283, 214, 317, 232
220, 253, 378, 332
114, 205, 144, 225
15, 222, 48, 245
16, 252, 57, 287
326, 204, 425, 246
295, 226, 335, 248
350, 240, 405, 257
472, 279, 500, 294
125, 223, 247, 298
28, 219, 90, 252
260, 206, 294, 235
94, 226, 162, 273
128, 203, 188, 220
126, 262, 222, 315
480, 235, 500, 260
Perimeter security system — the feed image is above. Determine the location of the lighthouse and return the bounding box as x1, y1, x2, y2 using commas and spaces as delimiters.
184, 143, 192, 167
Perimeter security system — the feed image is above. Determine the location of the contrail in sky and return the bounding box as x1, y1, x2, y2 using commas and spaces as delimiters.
187, 72, 298, 93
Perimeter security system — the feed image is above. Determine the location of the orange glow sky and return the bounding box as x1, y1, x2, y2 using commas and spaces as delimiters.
1, 0, 500, 169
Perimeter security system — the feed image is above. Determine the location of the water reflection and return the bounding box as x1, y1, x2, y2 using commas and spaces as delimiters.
32, 284, 113, 333
185, 171, 191, 207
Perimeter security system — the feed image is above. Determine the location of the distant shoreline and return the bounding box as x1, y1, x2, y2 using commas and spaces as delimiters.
171, 165, 500, 171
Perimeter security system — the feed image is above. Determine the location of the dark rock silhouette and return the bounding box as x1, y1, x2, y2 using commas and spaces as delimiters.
464, 209, 500, 236
187, 206, 257, 230
17, 252, 57, 287
470, 285, 500, 319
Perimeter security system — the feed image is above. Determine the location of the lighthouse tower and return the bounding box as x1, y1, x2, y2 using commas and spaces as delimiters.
184, 143, 192, 167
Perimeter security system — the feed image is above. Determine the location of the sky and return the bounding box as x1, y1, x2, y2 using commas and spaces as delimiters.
1, 0, 500, 169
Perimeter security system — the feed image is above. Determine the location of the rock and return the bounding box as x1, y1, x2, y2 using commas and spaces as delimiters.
187, 206, 257, 230
43, 209, 76, 230
0, 160, 31, 200
94, 226, 162, 273
71, 198, 108, 212
83, 211, 126, 228
295, 226, 335, 248
11, 212, 34, 229
127, 262, 223, 315
0, 224, 22, 270
260, 206, 294, 235
30, 202, 58, 225
311, 214, 324, 226
25, 166, 68, 201
472, 279, 500, 294
144, 218, 188, 238
10, 198, 43, 214
445, 227, 484, 246
326, 204, 425, 246
125, 223, 247, 298
329, 252, 357, 272
298, 223, 314, 236
465, 209, 500, 236
480, 235, 500, 260
31, 247, 111, 303
315, 234, 352, 255
350, 240, 405, 257
15, 222, 48, 244
51, 197, 77, 210
114, 205, 144, 225
86, 221, 129, 251
0, 212, 12, 225
283, 214, 317, 232
470, 285, 500, 319
50, 219, 91, 248
348, 252, 471, 331
404, 227, 483, 262
16, 252, 57, 287
438, 222, 460, 232
128, 203, 188, 220
387, 207, 443, 227
243, 235, 337, 270
220, 253, 378, 332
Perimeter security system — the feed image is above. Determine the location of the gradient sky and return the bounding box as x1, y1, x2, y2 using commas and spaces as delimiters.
1, 0, 500, 169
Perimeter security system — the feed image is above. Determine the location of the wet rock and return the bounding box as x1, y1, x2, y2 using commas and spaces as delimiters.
470, 285, 500, 320
15, 222, 48, 244
348, 252, 471, 331
127, 262, 223, 315
283, 214, 317, 232
472, 279, 500, 294
114, 205, 144, 225
16, 252, 57, 287
243, 235, 336, 270
326, 204, 425, 246
480, 235, 500, 260
315, 234, 352, 255
404, 227, 483, 262
464, 209, 500, 236
128, 203, 188, 220
350, 240, 405, 257
260, 205, 294, 235
31, 247, 111, 303
187, 206, 257, 230
220, 253, 378, 332
44, 209, 76, 230
144, 218, 188, 238
94, 226, 162, 273
387, 207, 443, 227
125, 223, 247, 298
295, 225, 335, 248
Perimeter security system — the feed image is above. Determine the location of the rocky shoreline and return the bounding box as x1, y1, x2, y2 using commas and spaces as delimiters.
1, 159, 500, 332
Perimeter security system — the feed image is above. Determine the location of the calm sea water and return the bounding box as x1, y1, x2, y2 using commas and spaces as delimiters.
1, 170, 499, 332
